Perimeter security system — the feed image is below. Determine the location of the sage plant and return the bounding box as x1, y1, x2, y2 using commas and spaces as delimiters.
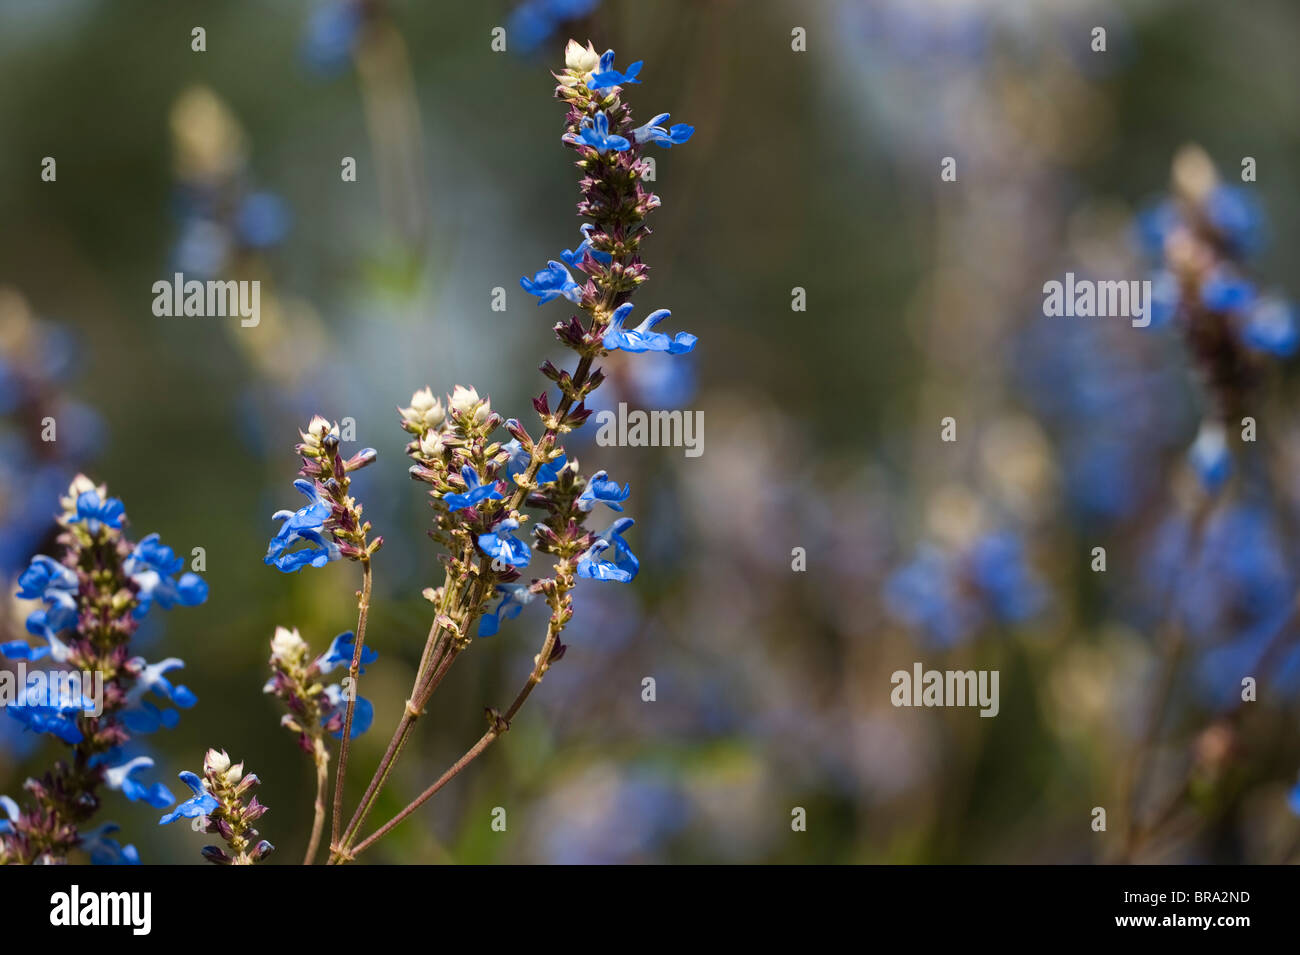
0, 476, 208, 864
246, 39, 694, 864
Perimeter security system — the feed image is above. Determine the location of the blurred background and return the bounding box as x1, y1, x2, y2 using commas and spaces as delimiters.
4, 0, 1300, 863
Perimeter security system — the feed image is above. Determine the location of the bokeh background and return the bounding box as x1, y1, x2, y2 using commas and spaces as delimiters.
4, 0, 1300, 863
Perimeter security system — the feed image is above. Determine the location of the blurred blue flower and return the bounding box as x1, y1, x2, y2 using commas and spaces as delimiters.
302, 0, 363, 74
68, 488, 125, 535
236, 192, 291, 248
79, 824, 141, 865
103, 756, 175, 809
506, 0, 601, 55
125, 534, 209, 616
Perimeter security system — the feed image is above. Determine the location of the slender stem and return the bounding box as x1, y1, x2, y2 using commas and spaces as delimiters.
344, 613, 565, 862
1121, 495, 1214, 858
330, 557, 373, 850
302, 737, 330, 865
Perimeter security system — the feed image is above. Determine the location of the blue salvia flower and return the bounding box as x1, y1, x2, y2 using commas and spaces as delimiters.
316, 630, 378, 675
479, 518, 532, 568
103, 756, 175, 809
79, 824, 141, 865
587, 49, 642, 89
632, 113, 695, 148
478, 584, 536, 638
265, 478, 341, 572
6, 684, 88, 744
576, 470, 631, 512
125, 534, 209, 617
67, 488, 125, 535
444, 464, 506, 512
603, 303, 697, 355
158, 772, 220, 826
123, 657, 199, 730
561, 224, 614, 269
503, 440, 567, 484
321, 684, 374, 738
521, 260, 584, 304
576, 517, 639, 582
3, 555, 78, 662
564, 111, 631, 154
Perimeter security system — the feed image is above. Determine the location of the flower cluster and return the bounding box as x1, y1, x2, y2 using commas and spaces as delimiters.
159, 749, 273, 865
240, 41, 697, 865
265, 416, 381, 572
1139, 145, 1298, 490
265, 627, 377, 742
0, 476, 208, 864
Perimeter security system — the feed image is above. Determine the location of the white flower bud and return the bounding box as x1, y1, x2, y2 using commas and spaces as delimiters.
203, 748, 231, 776
270, 626, 307, 665
565, 39, 599, 74
449, 385, 490, 424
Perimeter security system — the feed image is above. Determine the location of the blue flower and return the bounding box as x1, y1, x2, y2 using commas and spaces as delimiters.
236, 192, 291, 248
968, 533, 1047, 624
103, 756, 175, 809
603, 304, 697, 355
576, 517, 639, 582
560, 224, 614, 269
126, 657, 198, 711
317, 630, 378, 675
1189, 422, 1231, 493
322, 684, 374, 738
521, 260, 584, 305
0, 795, 18, 834
265, 479, 340, 573
4, 555, 79, 662
1289, 775, 1300, 817
125, 534, 209, 617
478, 585, 536, 637
632, 113, 694, 148
120, 701, 182, 735
1200, 268, 1255, 313
158, 771, 219, 825
80, 824, 141, 865
16, 554, 76, 600
1242, 297, 1298, 357
576, 470, 630, 512
478, 518, 532, 568
587, 49, 642, 89
67, 488, 125, 535
1205, 185, 1265, 257
444, 464, 506, 512
503, 440, 567, 483
565, 112, 631, 154
302, 0, 363, 74
6, 685, 87, 744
